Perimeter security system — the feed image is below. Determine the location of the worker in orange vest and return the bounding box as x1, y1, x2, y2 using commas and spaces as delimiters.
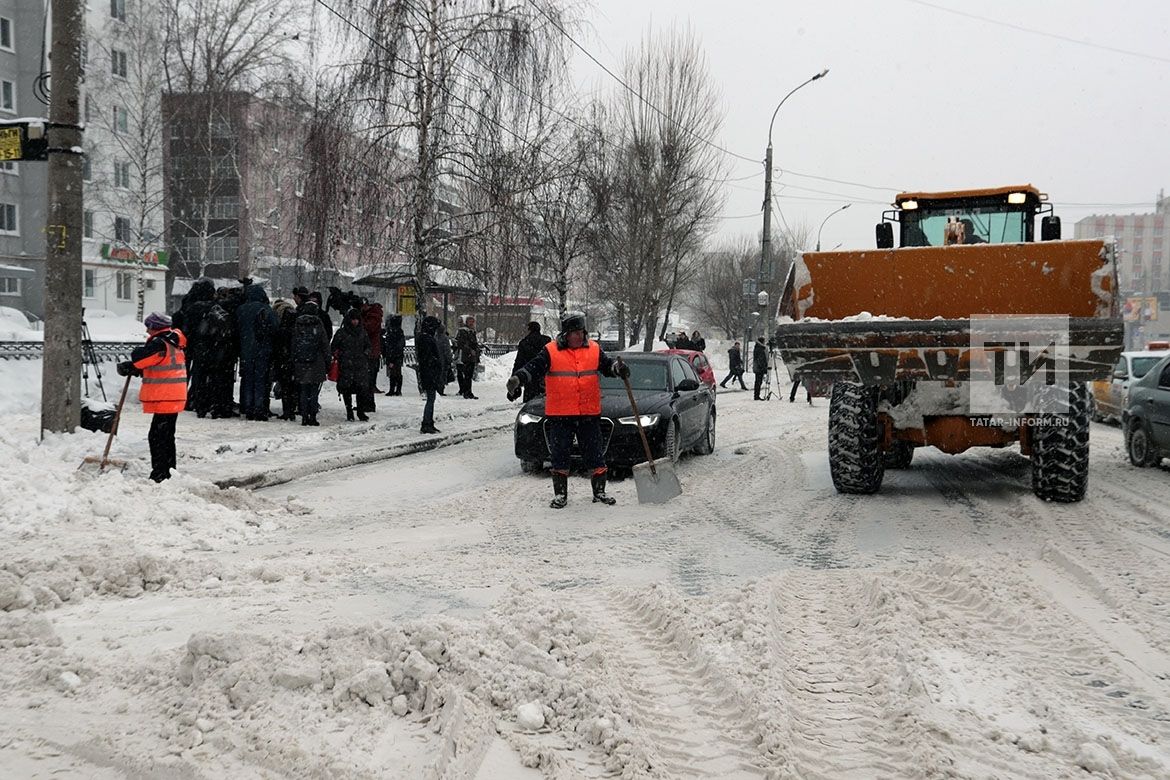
118, 312, 188, 482
507, 311, 628, 508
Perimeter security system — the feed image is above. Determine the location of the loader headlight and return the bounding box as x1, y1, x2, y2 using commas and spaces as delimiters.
900, 199, 918, 210
619, 414, 660, 427
1007, 192, 1027, 204
518, 413, 543, 424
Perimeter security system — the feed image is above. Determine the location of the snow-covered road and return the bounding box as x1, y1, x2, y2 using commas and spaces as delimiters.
3, 385, 1170, 778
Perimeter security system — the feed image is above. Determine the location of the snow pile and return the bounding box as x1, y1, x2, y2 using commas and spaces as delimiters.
83, 309, 150, 342
107, 586, 660, 775
0, 306, 38, 340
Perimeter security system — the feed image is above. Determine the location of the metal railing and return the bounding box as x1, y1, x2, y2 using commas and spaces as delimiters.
0, 341, 141, 362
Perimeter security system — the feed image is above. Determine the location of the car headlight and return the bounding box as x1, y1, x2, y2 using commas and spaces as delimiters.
619, 414, 660, 427
518, 412, 543, 425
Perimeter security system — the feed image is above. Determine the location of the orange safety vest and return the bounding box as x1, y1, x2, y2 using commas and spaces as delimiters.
544, 340, 602, 417
134, 330, 188, 414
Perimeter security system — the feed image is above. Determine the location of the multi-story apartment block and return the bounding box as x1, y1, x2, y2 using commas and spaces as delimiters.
0, 0, 166, 324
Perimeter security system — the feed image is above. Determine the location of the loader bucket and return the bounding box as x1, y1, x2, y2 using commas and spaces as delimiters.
774, 240, 1123, 386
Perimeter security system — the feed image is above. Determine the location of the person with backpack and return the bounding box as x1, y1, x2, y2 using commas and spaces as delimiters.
207, 287, 241, 418
307, 291, 333, 340
235, 283, 279, 421
454, 314, 482, 399
272, 299, 300, 420
173, 279, 216, 416
382, 314, 407, 396
416, 315, 445, 433
292, 299, 330, 426
117, 313, 187, 482
331, 308, 373, 421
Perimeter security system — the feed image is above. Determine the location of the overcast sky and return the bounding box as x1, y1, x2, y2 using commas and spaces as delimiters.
569, 0, 1170, 251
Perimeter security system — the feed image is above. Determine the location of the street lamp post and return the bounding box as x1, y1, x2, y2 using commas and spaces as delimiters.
758, 68, 829, 348
815, 203, 851, 252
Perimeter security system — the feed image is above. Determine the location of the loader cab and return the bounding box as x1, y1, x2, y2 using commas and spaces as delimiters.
876, 185, 1059, 249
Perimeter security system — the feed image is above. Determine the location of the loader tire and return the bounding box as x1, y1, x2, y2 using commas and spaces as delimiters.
882, 441, 915, 469
1031, 381, 1091, 503
828, 381, 885, 494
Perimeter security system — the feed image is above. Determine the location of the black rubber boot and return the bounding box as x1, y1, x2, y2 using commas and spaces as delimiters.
591, 473, 616, 505
550, 473, 568, 509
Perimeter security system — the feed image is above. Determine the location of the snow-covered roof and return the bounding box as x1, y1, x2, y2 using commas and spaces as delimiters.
0, 264, 35, 277
351, 261, 486, 295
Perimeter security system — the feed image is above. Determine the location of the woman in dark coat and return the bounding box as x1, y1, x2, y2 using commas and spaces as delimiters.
417, 316, 444, 434
292, 300, 330, 426
690, 330, 706, 352
330, 309, 373, 421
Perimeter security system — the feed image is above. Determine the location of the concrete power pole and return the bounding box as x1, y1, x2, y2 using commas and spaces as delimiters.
40, 0, 86, 435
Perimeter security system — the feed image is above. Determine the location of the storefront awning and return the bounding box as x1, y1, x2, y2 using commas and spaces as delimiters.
351, 261, 486, 296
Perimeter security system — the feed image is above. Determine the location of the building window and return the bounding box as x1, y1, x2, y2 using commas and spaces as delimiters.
114, 216, 131, 243
82, 155, 92, 181
111, 49, 127, 78
84, 95, 95, 123
0, 80, 14, 113
0, 276, 20, 296
110, 0, 126, 21
83, 210, 94, 238
0, 161, 16, 174
83, 269, 96, 298
113, 160, 130, 188
116, 271, 133, 300
113, 106, 128, 134
0, 202, 17, 234
145, 279, 156, 290
0, 17, 13, 52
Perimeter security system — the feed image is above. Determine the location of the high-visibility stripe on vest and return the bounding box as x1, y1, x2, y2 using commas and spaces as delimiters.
134, 331, 188, 414
544, 340, 602, 417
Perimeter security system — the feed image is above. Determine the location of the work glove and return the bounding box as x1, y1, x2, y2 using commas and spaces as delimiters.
506, 375, 522, 401
613, 358, 630, 379
116, 361, 137, 377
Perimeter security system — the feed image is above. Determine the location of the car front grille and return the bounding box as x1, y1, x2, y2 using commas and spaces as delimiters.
542, 417, 616, 456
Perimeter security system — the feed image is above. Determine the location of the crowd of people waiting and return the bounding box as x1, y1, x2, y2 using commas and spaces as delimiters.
168, 278, 482, 432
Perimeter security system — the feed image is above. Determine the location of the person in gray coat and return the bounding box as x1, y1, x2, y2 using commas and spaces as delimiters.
291, 300, 330, 426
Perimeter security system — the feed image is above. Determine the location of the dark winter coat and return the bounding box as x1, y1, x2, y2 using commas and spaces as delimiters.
291, 303, 331, 384
728, 344, 744, 373
235, 284, 279, 363
691, 335, 706, 352
416, 320, 445, 392
272, 300, 298, 384
437, 327, 455, 382
298, 301, 333, 341
454, 325, 481, 366
675, 335, 693, 351
330, 320, 372, 394
513, 331, 551, 375
174, 279, 217, 363
382, 317, 406, 364
752, 340, 769, 374
361, 303, 384, 362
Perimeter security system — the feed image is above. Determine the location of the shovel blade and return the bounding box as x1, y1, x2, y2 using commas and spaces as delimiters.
631, 458, 682, 504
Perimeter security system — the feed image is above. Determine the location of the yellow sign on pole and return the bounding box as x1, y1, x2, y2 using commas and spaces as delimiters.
0, 127, 22, 161
397, 285, 417, 315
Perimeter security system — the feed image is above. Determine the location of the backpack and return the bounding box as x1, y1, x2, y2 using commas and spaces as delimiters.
200, 304, 231, 342
292, 314, 322, 364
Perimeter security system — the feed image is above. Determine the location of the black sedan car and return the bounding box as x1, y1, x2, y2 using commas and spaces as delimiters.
1123, 353, 1170, 467
514, 353, 716, 472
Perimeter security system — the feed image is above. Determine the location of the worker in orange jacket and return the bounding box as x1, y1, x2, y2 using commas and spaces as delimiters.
507, 311, 628, 508
118, 312, 188, 482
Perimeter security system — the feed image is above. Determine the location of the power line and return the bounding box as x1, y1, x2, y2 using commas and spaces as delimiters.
905, 0, 1170, 66
775, 167, 904, 193
528, 0, 759, 165
720, 210, 764, 220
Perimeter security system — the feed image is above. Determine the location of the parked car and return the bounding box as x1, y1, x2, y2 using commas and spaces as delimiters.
514, 353, 716, 472
656, 348, 716, 389
1122, 354, 1170, 467
1092, 349, 1169, 422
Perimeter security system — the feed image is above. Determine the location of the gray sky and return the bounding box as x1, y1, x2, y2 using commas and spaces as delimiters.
571, 0, 1170, 251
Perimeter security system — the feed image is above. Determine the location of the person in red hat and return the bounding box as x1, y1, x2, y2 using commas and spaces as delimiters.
118, 312, 187, 482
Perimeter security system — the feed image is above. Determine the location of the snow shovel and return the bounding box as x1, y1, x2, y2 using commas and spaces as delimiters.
80, 374, 131, 473
621, 373, 682, 504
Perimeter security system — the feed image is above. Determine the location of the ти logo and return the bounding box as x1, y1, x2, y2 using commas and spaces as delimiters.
968, 315, 1071, 416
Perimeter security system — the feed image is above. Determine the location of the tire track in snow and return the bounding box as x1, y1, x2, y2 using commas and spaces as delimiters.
577, 589, 769, 779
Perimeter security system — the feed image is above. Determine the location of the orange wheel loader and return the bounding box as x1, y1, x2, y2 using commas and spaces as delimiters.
774, 185, 1124, 502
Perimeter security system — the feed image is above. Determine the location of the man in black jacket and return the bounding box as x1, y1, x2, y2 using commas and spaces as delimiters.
416, 316, 445, 433
382, 314, 407, 396
752, 337, 769, 400
720, 341, 748, 390
512, 321, 551, 403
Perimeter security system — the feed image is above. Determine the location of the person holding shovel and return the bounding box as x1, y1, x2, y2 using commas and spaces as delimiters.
506, 311, 628, 509
117, 312, 187, 483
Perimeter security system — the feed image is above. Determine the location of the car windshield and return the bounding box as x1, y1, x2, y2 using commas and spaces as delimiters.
599, 361, 668, 392
901, 205, 1028, 247
1131, 357, 1163, 379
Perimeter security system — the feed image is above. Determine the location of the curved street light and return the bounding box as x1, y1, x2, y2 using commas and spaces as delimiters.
816, 203, 851, 252
758, 69, 829, 346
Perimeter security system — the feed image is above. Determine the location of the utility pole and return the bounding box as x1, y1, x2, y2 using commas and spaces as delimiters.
40, 0, 86, 435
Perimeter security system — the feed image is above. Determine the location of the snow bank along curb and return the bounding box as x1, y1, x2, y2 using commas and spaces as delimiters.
212, 421, 514, 490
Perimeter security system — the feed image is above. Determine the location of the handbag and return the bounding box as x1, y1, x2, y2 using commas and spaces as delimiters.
327, 351, 340, 382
